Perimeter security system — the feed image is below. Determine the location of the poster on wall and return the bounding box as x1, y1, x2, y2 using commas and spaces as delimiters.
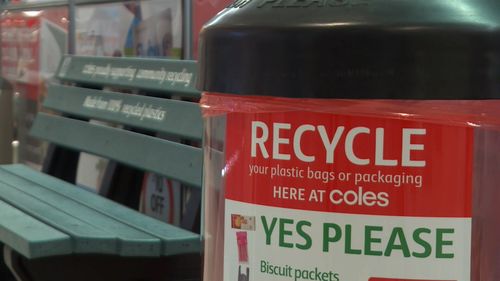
3, 0, 62, 4
0, 8, 68, 169
75, 0, 183, 58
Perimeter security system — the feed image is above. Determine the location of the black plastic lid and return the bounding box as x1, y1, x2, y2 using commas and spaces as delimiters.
197, 0, 500, 99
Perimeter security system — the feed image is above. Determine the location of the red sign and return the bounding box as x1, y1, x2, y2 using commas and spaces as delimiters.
225, 111, 474, 218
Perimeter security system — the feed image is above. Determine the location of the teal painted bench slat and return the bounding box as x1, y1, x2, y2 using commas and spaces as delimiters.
31, 113, 202, 188
0, 55, 203, 281
57, 55, 199, 99
0, 168, 161, 257
1, 164, 200, 256
0, 200, 71, 259
44, 84, 202, 141
0, 178, 117, 255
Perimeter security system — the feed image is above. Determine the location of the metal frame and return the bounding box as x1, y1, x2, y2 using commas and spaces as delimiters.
182, 0, 192, 59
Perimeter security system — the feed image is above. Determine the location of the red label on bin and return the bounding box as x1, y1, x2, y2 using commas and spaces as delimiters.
369, 278, 455, 281
225, 111, 474, 218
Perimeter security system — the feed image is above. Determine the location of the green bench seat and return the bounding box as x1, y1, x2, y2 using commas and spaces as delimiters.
0, 55, 203, 281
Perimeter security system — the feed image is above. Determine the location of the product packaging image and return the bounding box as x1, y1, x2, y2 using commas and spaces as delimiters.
197, 1, 500, 281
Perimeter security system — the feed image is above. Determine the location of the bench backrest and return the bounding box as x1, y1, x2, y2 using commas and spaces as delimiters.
31, 55, 203, 229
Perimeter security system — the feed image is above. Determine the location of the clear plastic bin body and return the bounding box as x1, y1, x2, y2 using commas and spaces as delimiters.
202, 94, 500, 281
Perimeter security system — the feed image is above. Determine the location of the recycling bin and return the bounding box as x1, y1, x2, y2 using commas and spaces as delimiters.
197, 1, 500, 281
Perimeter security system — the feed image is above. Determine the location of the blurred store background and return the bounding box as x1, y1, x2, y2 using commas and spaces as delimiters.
0, 0, 231, 169
0, 0, 231, 229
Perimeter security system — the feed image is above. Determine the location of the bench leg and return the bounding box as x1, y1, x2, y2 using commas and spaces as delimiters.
3, 246, 32, 281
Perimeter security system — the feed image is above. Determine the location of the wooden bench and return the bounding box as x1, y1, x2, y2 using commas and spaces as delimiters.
0, 55, 203, 281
